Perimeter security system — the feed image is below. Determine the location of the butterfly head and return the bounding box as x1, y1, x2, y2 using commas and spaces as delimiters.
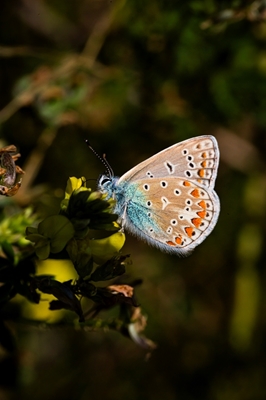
98, 174, 119, 201
98, 174, 113, 190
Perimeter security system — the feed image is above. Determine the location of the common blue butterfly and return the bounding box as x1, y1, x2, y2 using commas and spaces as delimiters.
94, 136, 220, 255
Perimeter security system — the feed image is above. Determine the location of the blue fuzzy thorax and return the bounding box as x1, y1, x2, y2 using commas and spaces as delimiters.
98, 175, 137, 217
98, 174, 160, 236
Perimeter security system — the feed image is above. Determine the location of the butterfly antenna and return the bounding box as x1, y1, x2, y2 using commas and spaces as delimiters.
85, 139, 114, 178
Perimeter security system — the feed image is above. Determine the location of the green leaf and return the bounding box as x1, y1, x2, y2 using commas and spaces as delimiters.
35, 243, 51, 260
89, 232, 126, 263
25, 226, 38, 235
38, 215, 75, 254
78, 281, 97, 298
33, 278, 84, 321
66, 238, 93, 278
1, 241, 15, 262
90, 255, 128, 282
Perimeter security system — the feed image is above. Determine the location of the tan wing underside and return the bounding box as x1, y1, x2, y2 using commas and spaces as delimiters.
119, 135, 219, 189
125, 177, 220, 252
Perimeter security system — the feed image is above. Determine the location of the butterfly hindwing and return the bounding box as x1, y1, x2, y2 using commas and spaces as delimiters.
123, 177, 219, 254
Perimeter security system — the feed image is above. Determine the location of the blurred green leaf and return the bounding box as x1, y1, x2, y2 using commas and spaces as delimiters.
1, 241, 15, 263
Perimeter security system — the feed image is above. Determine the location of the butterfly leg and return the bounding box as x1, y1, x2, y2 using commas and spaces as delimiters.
118, 203, 128, 232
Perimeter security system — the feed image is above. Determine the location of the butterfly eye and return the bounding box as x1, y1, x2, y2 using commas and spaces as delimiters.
99, 176, 111, 186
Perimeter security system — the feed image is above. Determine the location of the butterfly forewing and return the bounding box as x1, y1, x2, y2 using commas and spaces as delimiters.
124, 177, 220, 254
119, 135, 219, 190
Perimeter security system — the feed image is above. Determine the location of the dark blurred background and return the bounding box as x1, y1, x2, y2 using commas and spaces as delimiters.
1, 0, 266, 399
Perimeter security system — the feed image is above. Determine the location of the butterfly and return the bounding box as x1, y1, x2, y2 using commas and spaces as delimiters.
94, 136, 220, 255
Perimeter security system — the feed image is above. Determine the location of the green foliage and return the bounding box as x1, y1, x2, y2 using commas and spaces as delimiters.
0, 176, 154, 354
0, 207, 38, 309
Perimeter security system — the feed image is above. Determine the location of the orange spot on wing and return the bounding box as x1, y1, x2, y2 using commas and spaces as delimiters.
197, 210, 206, 218
167, 241, 176, 246
191, 218, 201, 228
202, 152, 207, 158
185, 227, 193, 237
191, 189, 200, 198
175, 236, 182, 245
201, 160, 207, 168
183, 181, 191, 186
198, 169, 205, 177
198, 200, 206, 208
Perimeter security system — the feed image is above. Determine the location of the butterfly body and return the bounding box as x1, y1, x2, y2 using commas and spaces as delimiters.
98, 136, 220, 255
